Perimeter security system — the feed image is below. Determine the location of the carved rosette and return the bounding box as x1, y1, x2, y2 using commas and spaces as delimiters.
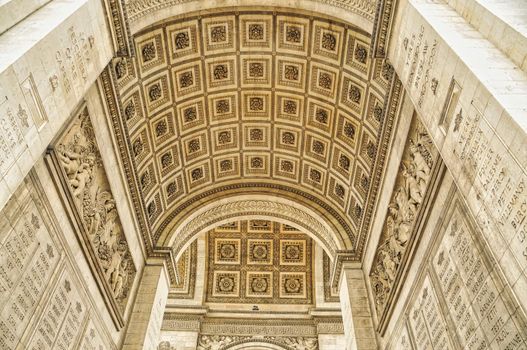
47, 105, 136, 327
369, 115, 439, 323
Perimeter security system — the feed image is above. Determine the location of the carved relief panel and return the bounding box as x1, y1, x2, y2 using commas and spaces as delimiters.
369, 114, 441, 329
196, 335, 318, 350
46, 105, 136, 328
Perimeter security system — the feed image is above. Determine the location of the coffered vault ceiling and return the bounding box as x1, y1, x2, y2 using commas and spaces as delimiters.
206, 220, 314, 305
105, 9, 401, 275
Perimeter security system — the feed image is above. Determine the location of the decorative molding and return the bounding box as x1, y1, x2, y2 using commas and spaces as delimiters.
201, 319, 318, 338
161, 313, 202, 331
158, 183, 354, 254
168, 240, 197, 299
103, 0, 135, 56
370, 0, 398, 58
315, 317, 345, 334
322, 252, 340, 302
124, 0, 376, 24
172, 198, 337, 260
45, 104, 136, 328
197, 335, 318, 350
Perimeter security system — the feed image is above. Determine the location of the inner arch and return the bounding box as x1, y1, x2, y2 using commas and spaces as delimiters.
166, 193, 347, 261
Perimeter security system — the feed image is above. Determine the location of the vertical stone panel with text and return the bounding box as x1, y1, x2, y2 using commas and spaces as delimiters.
46, 105, 136, 329
386, 191, 527, 349
0, 174, 114, 349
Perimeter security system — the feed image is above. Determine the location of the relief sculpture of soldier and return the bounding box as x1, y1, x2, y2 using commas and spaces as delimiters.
55, 107, 135, 307
370, 121, 436, 315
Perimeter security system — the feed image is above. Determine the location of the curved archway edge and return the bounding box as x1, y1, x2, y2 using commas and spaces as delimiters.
127, 1, 375, 35
166, 194, 348, 261
223, 340, 292, 350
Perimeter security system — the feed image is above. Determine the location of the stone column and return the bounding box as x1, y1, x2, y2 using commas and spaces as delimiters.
339, 262, 377, 350
122, 262, 169, 350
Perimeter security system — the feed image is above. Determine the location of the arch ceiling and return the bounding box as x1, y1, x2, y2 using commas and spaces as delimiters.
105, 8, 401, 270
166, 194, 344, 260
205, 220, 315, 306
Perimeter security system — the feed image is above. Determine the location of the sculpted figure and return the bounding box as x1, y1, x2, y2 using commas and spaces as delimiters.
103, 247, 123, 293
409, 132, 433, 189
386, 229, 405, 262
99, 208, 120, 248
397, 186, 417, 222
56, 108, 135, 310
113, 258, 129, 298
57, 139, 84, 177
403, 163, 423, 205
87, 189, 115, 236
371, 123, 435, 316
379, 250, 397, 282
71, 162, 92, 198
283, 337, 318, 350
371, 263, 391, 309
197, 335, 238, 350
157, 341, 172, 350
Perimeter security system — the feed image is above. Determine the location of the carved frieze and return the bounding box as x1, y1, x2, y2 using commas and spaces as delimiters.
196, 335, 318, 350
369, 115, 440, 328
46, 105, 136, 328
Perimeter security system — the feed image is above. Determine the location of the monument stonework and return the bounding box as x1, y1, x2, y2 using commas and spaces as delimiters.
0, 0, 525, 349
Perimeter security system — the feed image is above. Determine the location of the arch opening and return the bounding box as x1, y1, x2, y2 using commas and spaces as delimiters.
167, 193, 346, 261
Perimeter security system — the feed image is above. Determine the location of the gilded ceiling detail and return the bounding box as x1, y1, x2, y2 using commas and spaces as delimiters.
206, 220, 313, 304
106, 10, 400, 271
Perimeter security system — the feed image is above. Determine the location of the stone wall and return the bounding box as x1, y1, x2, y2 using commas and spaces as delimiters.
387, 0, 527, 319
0, 0, 114, 212
0, 173, 117, 349
362, 0, 527, 347
386, 189, 527, 349
0, 77, 145, 348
